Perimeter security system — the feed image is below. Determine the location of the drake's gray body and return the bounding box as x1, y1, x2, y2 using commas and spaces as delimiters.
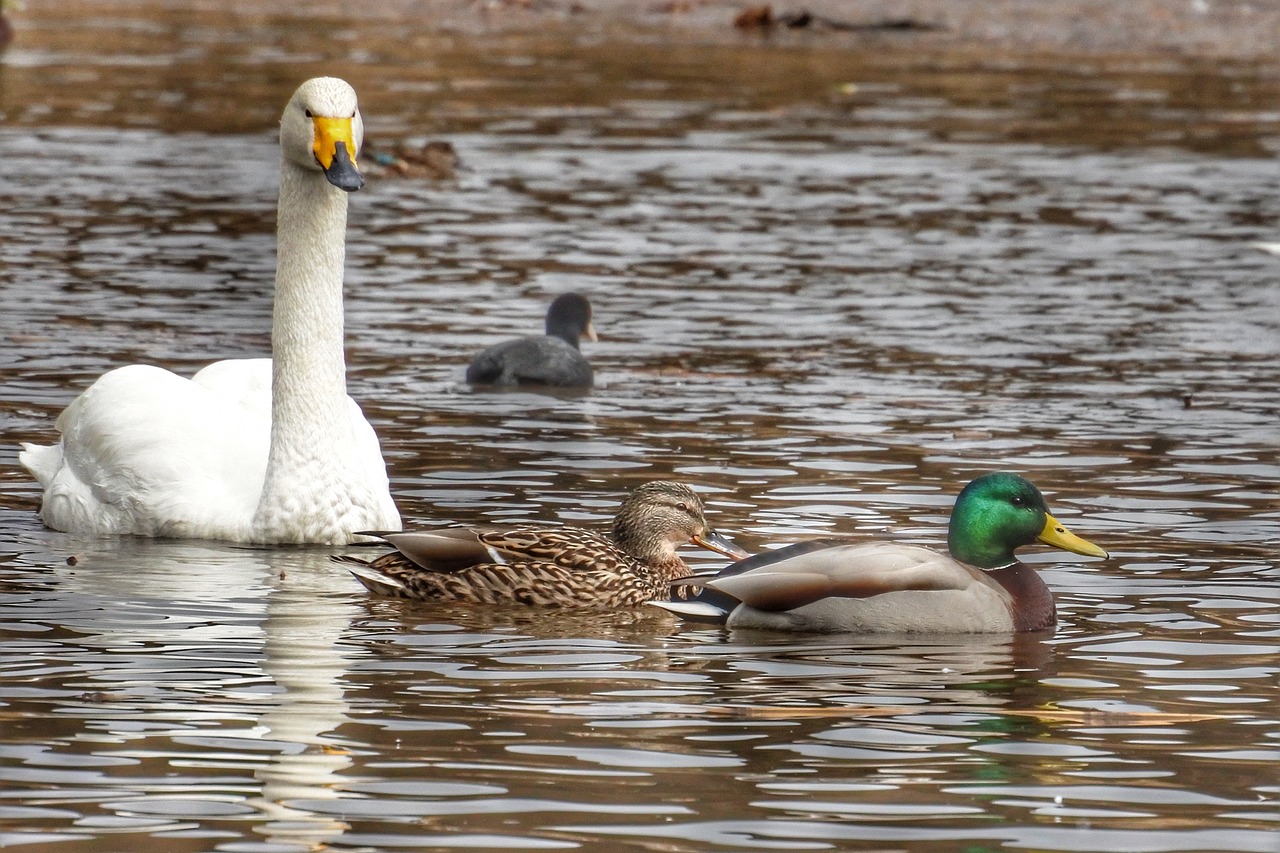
703, 541, 1052, 633
658, 473, 1107, 635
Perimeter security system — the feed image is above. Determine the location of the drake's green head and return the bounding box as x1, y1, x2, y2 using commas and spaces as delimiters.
947, 472, 1109, 569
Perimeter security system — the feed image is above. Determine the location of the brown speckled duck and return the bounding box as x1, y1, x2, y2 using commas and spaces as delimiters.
337, 481, 748, 608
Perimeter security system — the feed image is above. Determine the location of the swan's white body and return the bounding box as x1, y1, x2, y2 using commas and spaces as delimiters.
19, 77, 401, 544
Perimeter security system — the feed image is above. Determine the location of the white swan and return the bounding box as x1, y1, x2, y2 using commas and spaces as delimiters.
19, 77, 402, 544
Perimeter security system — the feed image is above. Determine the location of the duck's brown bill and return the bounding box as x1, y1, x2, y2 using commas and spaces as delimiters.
1038, 513, 1109, 559
692, 530, 751, 561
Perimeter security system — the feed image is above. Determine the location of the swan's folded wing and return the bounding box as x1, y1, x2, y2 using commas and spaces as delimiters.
192, 358, 273, 417
41, 363, 271, 536
705, 542, 977, 612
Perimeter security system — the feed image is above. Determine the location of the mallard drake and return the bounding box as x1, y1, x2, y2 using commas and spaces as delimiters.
338, 481, 749, 608
655, 472, 1108, 633
19, 78, 400, 544
465, 293, 596, 388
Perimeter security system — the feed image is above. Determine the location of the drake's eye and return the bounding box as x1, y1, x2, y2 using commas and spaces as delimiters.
1010, 495, 1027, 508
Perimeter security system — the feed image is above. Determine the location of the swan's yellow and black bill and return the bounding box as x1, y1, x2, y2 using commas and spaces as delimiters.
693, 530, 751, 561
1038, 513, 1109, 559
312, 115, 363, 192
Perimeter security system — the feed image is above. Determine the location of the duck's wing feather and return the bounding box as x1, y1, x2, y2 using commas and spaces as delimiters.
704, 541, 979, 613
376, 530, 506, 572
337, 547, 658, 608
711, 538, 850, 576
377, 526, 620, 574
337, 557, 410, 597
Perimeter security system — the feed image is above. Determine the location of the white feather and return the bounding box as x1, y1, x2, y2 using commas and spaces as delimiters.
648, 599, 730, 621
19, 78, 400, 545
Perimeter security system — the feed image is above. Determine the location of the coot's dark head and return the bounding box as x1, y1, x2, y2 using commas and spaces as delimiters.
545, 293, 597, 349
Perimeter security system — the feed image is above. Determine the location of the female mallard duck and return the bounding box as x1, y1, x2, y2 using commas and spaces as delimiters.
656, 472, 1108, 633
18, 78, 400, 544
465, 292, 597, 388
364, 138, 459, 180
338, 481, 748, 608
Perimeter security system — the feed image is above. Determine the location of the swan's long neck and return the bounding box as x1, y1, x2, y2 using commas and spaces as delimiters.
270, 163, 350, 427
254, 161, 354, 536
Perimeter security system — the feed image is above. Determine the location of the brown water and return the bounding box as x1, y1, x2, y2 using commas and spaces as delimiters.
1, 5, 1278, 852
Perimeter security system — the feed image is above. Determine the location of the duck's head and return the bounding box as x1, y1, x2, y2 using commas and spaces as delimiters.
545, 293, 598, 348
280, 77, 365, 192
612, 481, 748, 566
947, 472, 1108, 569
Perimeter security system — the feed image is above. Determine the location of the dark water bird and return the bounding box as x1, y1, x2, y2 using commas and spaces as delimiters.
337, 481, 749, 608
465, 292, 597, 387
656, 472, 1109, 633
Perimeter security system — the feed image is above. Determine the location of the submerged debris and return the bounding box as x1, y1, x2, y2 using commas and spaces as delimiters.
733, 5, 942, 33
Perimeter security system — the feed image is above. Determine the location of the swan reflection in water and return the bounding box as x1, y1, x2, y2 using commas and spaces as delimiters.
252, 553, 359, 846
40, 541, 360, 848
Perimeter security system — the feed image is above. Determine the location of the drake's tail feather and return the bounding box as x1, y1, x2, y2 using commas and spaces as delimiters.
648, 598, 731, 624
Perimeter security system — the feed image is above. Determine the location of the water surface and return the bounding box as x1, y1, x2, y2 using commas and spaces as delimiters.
0, 5, 1277, 852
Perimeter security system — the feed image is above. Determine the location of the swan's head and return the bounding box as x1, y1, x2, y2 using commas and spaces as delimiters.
280, 77, 365, 192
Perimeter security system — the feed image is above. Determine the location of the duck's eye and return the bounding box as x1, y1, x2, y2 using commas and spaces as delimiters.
305, 109, 313, 118
675, 502, 690, 513
1010, 495, 1027, 508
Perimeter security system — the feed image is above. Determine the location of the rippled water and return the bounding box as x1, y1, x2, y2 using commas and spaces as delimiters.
1, 4, 1278, 852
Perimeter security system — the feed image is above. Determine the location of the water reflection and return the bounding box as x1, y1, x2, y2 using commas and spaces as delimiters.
252, 563, 357, 848
0, 543, 362, 849
1, 1, 1278, 851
